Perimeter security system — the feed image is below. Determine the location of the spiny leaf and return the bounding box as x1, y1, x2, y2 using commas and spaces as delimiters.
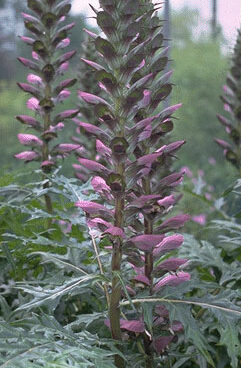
218, 320, 241, 368
16, 274, 99, 310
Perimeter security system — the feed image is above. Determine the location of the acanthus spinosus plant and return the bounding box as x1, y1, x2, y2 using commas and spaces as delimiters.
15, 0, 79, 213
74, 0, 190, 366
71, 33, 103, 181
215, 28, 241, 174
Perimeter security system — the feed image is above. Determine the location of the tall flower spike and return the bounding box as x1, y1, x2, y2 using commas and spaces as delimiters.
71, 32, 105, 181
15, 0, 78, 214
215, 28, 241, 173
77, 1, 189, 366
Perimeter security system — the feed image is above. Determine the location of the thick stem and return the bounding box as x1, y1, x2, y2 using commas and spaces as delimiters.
143, 177, 154, 366
143, 178, 153, 286
42, 82, 53, 216
109, 165, 125, 367
145, 356, 153, 368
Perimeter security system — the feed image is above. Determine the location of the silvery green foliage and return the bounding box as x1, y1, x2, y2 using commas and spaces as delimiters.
0, 172, 240, 367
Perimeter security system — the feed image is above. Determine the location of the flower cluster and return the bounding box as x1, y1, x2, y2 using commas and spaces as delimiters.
72, 34, 103, 180
74, 0, 190, 366
215, 29, 241, 172
15, 0, 79, 175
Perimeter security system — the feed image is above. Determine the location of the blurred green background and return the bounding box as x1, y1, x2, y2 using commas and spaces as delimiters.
0, 1, 237, 192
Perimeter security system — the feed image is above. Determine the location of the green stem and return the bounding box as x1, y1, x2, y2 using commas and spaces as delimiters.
143, 178, 153, 286
42, 82, 53, 219
109, 165, 125, 367
142, 177, 154, 367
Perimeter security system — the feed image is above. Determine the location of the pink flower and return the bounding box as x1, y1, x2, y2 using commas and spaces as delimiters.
26, 97, 40, 111
57, 144, 80, 153
32, 51, 40, 60
105, 319, 145, 333
57, 90, 71, 102
153, 336, 173, 353
192, 214, 206, 226
96, 139, 112, 157
75, 201, 112, 215
15, 151, 39, 161
91, 176, 110, 193
41, 160, 55, 168
20, 36, 34, 45
141, 89, 151, 107
78, 91, 109, 106
104, 226, 125, 237
153, 234, 184, 256
159, 214, 190, 230
87, 217, 112, 231
157, 195, 175, 209
56, 38, 70, 49
153, 272, 191, 292
214, 138, 231, 149
208, 185, 214, 192
180, 166, 193, 178
208, 157, 216, 165
18, 134, 43, 147
224, 103, 231, 112
52, 122, 65, 131
27, 74, 43, 85
57, 62, 69, 74
205, 193, 212, 200
154, 257, 188, 272
130, 234, 165, 251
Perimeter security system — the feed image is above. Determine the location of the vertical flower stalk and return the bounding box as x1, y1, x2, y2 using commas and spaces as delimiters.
215, 28, 241, 174
73, 26, 121, 183
15, 0, 79, 214
71, 34, 103, 181
75, 1, 190, 366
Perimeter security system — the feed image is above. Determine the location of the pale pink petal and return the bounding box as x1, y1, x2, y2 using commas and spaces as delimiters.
75, 201, 112, 215
15, 151, 39, 161
27, 74, 43, 85
57, 144, 80, 152
208, 157, 216, 165
32, 51, 40, 60
91, 176, 110, 192
154, 258, 188, 272
56, 38, 70, 49
192, 214, 206, 226
153, 272, 191, 292
157, 195, 175, 209
18, 133, 43, 147
57, 90, 71, 102
180, 166, 193, 178
96, 139, 111, 157
134, 275, 150, 285
159, 214, 190, 230
153, 234, 184, 257
26, 97, 40, 111
130, 234, 165, 251
104, 226, 125, 237
78, 158, 110, 174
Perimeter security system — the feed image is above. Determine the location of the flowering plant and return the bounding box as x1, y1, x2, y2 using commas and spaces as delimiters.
15, 0, 79, 213
216, 29, 241, 174
74, 1, 190, 365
